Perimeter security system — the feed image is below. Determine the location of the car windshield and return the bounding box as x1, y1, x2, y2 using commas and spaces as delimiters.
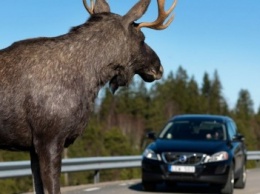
158, 120, 227, 141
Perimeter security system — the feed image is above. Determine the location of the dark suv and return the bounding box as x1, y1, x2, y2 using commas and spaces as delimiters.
142, 114, 247, 194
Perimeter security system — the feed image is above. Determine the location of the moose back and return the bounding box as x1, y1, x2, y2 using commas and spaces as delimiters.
0, 0, 177, 193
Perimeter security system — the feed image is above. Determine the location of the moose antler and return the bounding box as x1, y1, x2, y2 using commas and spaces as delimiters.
83, 0, 94, 14
83, 0, 110, 15
137, 0, 177, 30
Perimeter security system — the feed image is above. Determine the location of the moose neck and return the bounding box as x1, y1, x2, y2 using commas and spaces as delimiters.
60, 13, 131, 95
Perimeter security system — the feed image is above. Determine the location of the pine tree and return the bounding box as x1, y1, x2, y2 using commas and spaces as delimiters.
186, 76, 201, 113
235, 89, 254, 118
234, 89, 256, 150
210, 70, 228, 114
201, 72, 211, 113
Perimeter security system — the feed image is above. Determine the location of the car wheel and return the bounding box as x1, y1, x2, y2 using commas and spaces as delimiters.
234, 163, 246, 189
220, 164, 234, 194
142, 181, 156, 191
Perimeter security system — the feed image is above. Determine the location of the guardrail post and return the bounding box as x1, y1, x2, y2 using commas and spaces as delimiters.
256, 160, 260, 168
94, 170, 100, 184
63, 149, 69, 186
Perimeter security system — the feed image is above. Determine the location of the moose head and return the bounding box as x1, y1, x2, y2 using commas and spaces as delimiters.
82, 0, 177, 93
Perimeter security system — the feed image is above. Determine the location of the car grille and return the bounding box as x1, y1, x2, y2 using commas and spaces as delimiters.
161, 152, 205, 165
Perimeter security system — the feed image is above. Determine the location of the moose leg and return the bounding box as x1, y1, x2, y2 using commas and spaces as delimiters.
34, 139, 63, 194
30, 149, 44, 194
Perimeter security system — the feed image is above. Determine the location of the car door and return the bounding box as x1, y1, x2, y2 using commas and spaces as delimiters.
227, 121, 244, 175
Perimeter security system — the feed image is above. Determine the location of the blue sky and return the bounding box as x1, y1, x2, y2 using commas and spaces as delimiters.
1, 0, 260, 111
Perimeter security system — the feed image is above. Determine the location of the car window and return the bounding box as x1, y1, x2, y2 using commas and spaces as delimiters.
230, 121, 238, 134
227, 121, 236, 139
158, 120, 226, 141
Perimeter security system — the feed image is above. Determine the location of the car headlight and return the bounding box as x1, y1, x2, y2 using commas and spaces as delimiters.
205, 151, 229, 163
143, 149, 161, 161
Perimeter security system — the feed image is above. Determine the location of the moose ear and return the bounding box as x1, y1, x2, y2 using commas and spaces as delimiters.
83, 0, 110, 14
94, 0, 110, 13
122, 0, 151, 25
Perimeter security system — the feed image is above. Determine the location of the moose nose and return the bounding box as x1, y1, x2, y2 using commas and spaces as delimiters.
159, 65, 163, 75
155, 65, 164, 80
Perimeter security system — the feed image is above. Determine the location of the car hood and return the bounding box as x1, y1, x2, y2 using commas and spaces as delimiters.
150, 139, 228, 155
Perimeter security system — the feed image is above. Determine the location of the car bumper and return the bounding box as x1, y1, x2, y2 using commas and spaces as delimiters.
142, 159, 230, 185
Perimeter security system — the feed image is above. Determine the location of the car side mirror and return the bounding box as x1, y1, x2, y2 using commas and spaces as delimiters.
233, 133, 245, 142
146, 131, 157, 140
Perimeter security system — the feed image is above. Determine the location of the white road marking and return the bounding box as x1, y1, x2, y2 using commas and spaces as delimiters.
119, 182, 134, 186
84, 187, 100, 192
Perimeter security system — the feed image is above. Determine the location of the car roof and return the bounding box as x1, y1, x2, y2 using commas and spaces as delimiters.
169, 114, 232, 123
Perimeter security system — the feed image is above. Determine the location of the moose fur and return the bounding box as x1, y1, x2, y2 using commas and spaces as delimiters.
0, 0, 176, 193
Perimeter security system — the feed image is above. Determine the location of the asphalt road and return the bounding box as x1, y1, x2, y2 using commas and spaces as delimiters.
60, 168, 260, 194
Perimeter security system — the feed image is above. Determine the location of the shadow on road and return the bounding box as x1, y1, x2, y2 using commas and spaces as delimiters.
129, 182, 221, 193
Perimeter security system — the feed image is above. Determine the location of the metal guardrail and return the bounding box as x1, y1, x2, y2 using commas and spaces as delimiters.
0, 155, 142, 183
247, 151, 260, 160
0, 151, 259, 183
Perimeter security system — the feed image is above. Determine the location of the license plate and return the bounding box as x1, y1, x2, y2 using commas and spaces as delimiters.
169, 165, 195, 173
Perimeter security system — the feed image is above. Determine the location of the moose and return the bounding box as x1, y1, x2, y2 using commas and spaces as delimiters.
0, 0, 177, 193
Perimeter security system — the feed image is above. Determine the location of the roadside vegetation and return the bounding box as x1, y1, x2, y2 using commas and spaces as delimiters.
1, 66, 260, 193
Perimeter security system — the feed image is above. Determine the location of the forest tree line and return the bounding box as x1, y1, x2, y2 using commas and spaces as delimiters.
1, 66, 260, 193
